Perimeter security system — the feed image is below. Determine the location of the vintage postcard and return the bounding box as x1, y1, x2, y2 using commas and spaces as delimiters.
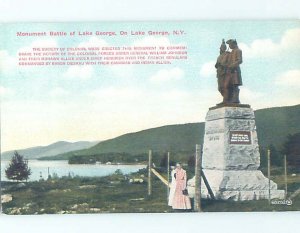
0, 20, 299, 214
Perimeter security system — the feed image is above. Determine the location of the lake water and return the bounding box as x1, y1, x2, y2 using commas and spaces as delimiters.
0, 160, 146, 181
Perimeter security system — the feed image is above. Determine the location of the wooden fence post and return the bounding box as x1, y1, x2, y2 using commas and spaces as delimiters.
284, 154, 288, 199
267, 149, 271, 204
148, 150, 152, 196
194, 144, 202, 212
167, 152, 170, 199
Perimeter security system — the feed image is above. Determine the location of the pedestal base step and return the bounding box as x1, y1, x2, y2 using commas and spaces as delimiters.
187, 169, 285, 201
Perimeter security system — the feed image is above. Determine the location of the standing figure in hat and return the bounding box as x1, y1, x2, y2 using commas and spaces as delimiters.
226, 39, 243, 103
215, 39, 230, 100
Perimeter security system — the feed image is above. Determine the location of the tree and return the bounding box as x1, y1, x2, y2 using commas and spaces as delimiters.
269, 144, 283, 167
160, 154, 168, 168
187, 154, 195, 168
259, 146, 267, 168
159, 153, 175, 168
5, 151, 32, 182
260, 145, 283, 167
282, 133, 300, 168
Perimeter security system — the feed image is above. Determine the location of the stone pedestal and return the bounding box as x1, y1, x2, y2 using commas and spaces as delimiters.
188, 105, 285, 201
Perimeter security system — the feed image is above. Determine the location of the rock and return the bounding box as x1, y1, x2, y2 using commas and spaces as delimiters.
203, 106, 259, 170
130, 198, 144, 201
71, 203, 89, 211
191, 106, 285, 201
9, 207, 21, 215
80, 203, 89, 208
48, 189, 60, 194
62, 189, 71, 193
89, 208, 101, 212
1, 194, 13, 203
79, 185, 97, 189
16, 183, 26, 188
58, 210, 67, 214
71, 204, 78, 210
188, 170, 285, 200
129, 178, 144, 184
110, 181, 121, 184
22, 206, 30, 211
25, 203, 34, 207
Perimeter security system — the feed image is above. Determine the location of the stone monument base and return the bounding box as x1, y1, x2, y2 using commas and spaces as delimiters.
187, 105, 285, 201
187, 170, 285, 201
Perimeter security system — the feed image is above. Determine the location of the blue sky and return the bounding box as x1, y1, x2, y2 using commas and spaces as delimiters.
1, 20, 299, 151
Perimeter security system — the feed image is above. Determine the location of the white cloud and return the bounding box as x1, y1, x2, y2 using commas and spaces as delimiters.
238, 86, 300, 110
86, 86, 208, 131
239, 87, 264, 103
159, 89, 189, 101
108, 36, 184, 79
109, 65, 134, 78
18, 39, 58, 53
77, 37, 134, 78
78, 37, 108, 48
149, 67, 184, 83
89, 87, 142, 100
1, 39, 58, 74
64, 65, 93, 80
133, 36, 184, 47
0, 50, 17, 73
88, 86, 193, 109
239, 39, 278, 57
0, 86, 14, 97
275, 69, 300, 87
280, 28, 300, 50
239, 28, 300, 58
200, 61, 215, 78
49, 87, 69, 98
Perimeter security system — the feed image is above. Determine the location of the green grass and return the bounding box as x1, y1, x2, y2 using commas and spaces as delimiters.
2, 171, 173, 214
2, 168, 300, 214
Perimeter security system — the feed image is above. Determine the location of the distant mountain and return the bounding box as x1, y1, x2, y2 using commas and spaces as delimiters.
46, 104, 300, 161
1, 141, 99, 160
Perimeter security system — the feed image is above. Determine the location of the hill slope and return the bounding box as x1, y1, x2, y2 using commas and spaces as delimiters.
48, 104, 300, 160
41, 123, 205, 160
255, 105, 300, 147
1, 141, 99, 160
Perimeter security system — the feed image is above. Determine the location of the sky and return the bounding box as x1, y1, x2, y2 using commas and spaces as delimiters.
0, 20, 299, 152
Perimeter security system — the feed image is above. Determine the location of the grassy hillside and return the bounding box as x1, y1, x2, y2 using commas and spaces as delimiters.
40, 123, 205, 160
41, 104, 300, 161
255, 105, 300, 148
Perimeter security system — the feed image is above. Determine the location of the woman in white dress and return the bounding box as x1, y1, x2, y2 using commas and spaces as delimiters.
169, 163, 191, 210
168, 166, 176, 206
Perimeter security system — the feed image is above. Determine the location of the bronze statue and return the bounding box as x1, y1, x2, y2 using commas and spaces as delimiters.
215, 39, 243, 104
215, 39, 230, 98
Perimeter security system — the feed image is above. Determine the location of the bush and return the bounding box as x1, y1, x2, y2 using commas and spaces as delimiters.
282, 133, 300, 169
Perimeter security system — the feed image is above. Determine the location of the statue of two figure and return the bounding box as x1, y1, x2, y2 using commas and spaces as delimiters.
215, 39, 243, 104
